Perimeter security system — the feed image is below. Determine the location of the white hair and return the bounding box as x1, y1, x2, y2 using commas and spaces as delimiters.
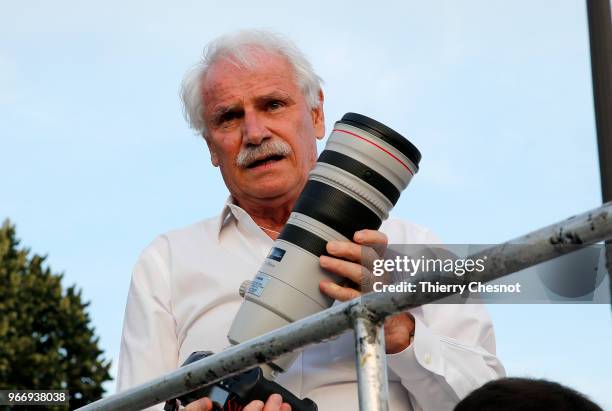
180, 29, 324, 138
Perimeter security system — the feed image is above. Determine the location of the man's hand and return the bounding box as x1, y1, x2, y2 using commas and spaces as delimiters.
319, 229, 415, 354
243, 394, 292, 411
184, 394, 291, 411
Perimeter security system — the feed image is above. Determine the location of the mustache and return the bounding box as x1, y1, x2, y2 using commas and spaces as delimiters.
235, 139, 293, 168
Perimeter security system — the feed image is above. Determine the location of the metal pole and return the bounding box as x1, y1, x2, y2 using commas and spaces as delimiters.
587, 0, 612, 202
352, 307, 389, 411
78, 202, 612, 411
586, 0, 612, 307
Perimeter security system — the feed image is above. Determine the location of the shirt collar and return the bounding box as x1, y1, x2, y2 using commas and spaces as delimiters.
216, 196, 235, 236
216, 195, 263, 239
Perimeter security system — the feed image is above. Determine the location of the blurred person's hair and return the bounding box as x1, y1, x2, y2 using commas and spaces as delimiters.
180, 29, 323, 138
454, 378, 603, 411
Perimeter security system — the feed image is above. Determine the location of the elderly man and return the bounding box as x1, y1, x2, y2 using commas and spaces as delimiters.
117, 30, 504, 411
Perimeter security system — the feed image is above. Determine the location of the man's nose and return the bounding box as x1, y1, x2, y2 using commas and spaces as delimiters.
242, 110, 270, 145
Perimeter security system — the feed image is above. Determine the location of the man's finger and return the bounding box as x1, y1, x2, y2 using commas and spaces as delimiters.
326, 240, 381, 271
320, 255, 366, 284
243, 400, 265, 411
326, 240, 362, 262
320, 280, 361, 301
280, 403, 292, 411
354, 229, 388, 257
184, 397, 213, 411
361, 244, 384, 270
354, 229, 388, 245
263, 394, 283, 411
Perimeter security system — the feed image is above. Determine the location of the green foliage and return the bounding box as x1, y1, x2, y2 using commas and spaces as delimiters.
0, 219, 112, 410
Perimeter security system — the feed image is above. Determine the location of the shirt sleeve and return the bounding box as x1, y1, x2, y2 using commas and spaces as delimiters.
116, 235, 179, 410
386, 304, 505, 411
385, 224, 505, 411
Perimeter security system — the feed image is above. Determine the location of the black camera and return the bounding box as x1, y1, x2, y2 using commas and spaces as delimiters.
164, 351, 317, 411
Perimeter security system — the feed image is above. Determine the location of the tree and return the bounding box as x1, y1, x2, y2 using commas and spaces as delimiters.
0, 219, 112, 410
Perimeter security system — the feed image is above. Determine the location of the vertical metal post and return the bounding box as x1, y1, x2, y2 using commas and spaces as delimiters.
352, 310, 389, 411
586, 0, 612, 308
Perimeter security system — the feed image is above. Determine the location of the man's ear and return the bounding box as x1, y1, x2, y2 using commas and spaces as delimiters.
203, 135, 220, 167
312, 90, 325, 140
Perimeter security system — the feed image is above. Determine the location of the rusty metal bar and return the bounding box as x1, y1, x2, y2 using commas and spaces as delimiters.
77, 201, 612, 411
352, 307, 389, 411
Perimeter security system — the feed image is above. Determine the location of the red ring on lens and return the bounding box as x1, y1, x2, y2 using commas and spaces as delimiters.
332, 129, 414, 175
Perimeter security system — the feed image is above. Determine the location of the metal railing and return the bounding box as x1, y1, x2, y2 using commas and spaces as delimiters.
78, 201, 612, 411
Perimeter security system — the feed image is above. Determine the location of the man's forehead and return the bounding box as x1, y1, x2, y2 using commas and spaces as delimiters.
202, 53, 301, 108
204, 51, 294, 85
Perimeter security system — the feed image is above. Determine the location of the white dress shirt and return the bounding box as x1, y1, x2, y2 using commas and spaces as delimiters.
117, 199, 505, 410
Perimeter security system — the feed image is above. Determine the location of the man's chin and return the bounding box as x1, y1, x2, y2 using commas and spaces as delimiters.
250, 185, 296, 201
232, 163, 307, 204
245, 179, 303, 202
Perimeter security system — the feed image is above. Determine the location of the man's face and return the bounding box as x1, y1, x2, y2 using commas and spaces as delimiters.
201, 52, 325, 205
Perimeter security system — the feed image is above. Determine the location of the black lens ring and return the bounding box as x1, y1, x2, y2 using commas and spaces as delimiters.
293, 181, 382, 240
338, 112, 421, 168
318, 150, 400, 205
278, 224, 329, 257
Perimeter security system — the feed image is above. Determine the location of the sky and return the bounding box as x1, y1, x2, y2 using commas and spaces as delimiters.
1, 0, 611, 408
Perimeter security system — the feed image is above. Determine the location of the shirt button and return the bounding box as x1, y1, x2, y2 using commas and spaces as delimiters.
424, 354, 432, 365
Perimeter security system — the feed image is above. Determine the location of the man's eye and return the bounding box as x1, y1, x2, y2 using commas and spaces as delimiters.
219, 111, 240, 125
268, 101, 284, 111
